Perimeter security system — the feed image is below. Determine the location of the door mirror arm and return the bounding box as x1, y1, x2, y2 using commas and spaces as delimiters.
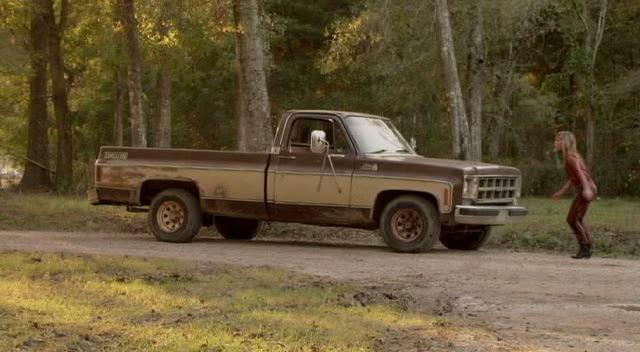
310, 130, 342, 194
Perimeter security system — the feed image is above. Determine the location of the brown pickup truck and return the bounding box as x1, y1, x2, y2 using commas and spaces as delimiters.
90, 110, 527, 252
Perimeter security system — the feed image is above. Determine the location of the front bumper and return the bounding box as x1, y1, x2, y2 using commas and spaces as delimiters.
454, 205, 527, 225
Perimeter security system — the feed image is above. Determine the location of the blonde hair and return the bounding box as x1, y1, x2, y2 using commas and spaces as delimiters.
556, 131, 577, 156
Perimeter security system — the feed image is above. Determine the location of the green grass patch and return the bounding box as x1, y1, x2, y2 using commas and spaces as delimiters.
490, 197, 640, 257
0, 191, 145, 233
0, 252, 485, 351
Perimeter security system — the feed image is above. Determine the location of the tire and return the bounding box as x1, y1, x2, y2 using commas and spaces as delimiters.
148, 188, 202, 243
379, 195, 440, 253
215, 216, 262, 240
439, 225, 491, 250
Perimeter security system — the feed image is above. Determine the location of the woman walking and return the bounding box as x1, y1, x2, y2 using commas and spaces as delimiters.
552, 131, 598, 259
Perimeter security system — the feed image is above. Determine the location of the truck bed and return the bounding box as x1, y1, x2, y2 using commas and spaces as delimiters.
94, 146, 270, 217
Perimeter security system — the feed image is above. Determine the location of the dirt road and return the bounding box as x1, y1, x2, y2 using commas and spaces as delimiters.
1, 230, 639, 351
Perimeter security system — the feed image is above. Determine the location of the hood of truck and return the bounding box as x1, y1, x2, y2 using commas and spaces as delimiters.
363, 154, 521, 176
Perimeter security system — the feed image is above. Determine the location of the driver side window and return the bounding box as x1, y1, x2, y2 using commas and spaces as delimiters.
288, 118, 350, 154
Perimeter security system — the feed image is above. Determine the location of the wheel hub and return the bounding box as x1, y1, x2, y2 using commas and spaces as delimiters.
157, 200, 185, 233
390, 208, 424, 242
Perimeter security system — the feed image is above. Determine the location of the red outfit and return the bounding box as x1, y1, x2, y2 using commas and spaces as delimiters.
564, 152, 597, 245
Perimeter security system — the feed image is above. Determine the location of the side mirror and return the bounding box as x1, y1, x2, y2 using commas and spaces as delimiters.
310, 130, 328, 154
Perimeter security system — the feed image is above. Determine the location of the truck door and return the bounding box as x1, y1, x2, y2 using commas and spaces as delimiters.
270, 114, 356, 224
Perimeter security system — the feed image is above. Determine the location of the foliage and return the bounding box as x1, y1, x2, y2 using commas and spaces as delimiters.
1, 0, 640, 195
321, 0, 640, 195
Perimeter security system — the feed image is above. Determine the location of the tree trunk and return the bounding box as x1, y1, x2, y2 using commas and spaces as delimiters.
114, 65, 127, 146
585, 92, 594, 163
489, 75, 513, 161
585, 0, 608, 165
21, 0, 51, 191
575, 0, 608, 165
119, 0, 147, 147
489, 43, 514, 160
44, 0, 73, 193
467, 1, 484, 161
233, 0, 273, 152
578, 1, 593, 165
154, 68, 171, 147
435, 0, 471, 160
235, 45, 246, 150
153, 5, 171, 148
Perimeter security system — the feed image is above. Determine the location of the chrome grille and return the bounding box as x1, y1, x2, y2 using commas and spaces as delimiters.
475, 176, 519, 204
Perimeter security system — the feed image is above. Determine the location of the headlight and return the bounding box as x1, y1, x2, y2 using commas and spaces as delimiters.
462, 175, 479, 199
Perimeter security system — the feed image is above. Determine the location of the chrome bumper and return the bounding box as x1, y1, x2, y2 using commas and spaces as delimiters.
454, 205, 527, 225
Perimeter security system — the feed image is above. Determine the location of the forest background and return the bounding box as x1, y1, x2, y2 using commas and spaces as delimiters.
1, 0, 639, 197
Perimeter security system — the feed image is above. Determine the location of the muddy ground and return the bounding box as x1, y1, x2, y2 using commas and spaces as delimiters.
1, 230, 639, 351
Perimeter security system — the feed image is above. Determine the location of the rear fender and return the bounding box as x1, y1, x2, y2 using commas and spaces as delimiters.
137, 178, 202, 206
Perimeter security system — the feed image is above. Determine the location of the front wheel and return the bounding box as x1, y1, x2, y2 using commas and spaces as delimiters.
215, 217, 262, 240
439, 225, 491, 250
148, 189, 202, 243
380, 195, 440, 253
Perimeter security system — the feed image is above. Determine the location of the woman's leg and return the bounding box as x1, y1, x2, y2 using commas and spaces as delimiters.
577, 209, 593, 246
567, 197, 591, 245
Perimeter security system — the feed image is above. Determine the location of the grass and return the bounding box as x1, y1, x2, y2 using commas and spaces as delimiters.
1, 191, 638, 258
0, 252, 500, 352
490, 197, 640, 257
0, 191, 145, 233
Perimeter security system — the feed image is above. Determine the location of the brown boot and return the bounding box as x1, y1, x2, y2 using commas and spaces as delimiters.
572, 244, 592, 259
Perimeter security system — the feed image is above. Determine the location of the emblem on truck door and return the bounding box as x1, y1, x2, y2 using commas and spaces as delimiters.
361, 163, 378, 171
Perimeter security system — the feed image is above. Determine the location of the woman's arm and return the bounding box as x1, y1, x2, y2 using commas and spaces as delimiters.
552, 180, 573, 200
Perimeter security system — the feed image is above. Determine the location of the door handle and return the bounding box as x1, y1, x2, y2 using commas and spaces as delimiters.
279, 155, 296, 160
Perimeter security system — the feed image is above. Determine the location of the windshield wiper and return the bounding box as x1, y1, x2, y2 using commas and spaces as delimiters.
369, 149, 389, 154
394, 149, 411, 153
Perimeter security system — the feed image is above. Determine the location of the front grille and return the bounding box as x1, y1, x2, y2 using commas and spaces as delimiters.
475, 176, 518, 204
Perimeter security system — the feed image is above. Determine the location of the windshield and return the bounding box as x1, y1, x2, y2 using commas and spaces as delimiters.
344, 116, 415, 155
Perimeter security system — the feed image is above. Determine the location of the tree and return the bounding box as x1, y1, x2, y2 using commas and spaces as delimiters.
153, 1, 172, 148
154, 63, 171, 148
21, 0, 51, 191
436, 0, 471, 160
118, 0, 147, 147
467, 1, 485, 161
113, 64, 127, 146
233, 0, 272, 152
572, 0, 608, 165
3, 0, 639, 197
487, 46, 514, 160
44, 0, 73, 192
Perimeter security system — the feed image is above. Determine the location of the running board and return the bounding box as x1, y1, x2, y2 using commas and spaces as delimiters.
126, 206, 149, 213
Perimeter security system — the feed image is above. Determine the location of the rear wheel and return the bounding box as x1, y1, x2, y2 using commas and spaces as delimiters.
148, 189, 202, 243
439, 225, 491, 250
215, 217, 262, 240
380, 195, 440, 253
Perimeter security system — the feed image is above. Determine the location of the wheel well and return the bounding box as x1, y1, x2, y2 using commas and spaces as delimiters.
372, 190, 439, 224
139, 180, 200, 205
